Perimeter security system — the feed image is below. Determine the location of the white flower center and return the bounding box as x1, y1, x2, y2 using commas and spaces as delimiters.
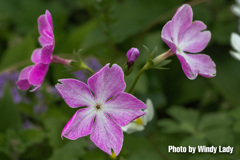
176, 45, 182, 53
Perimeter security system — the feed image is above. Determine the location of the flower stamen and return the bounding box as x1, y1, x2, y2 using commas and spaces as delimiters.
96, 104, 101, 110
135, 118, 143, 125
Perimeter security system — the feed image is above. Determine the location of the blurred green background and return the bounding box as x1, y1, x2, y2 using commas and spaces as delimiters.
0, 0, 240, 159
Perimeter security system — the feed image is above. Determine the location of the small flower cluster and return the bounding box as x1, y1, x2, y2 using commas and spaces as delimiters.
14, 4, 216, 156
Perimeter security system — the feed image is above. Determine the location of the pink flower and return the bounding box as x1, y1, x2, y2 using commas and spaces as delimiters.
17, 10, 54, 91
56, 64, 147, 155
161, 4, 216, 80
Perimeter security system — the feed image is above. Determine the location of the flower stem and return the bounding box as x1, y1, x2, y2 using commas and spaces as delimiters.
145, 130, 170, 160
128, 64, 148, 93
52, 55, 95, 75
152, 49, 174, 65
128, 49, 174, 93
85, 66, 95, 75
51, 55, 72, 66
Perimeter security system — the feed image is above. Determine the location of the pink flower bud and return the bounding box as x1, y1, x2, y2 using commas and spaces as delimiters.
126, 48, 139, 63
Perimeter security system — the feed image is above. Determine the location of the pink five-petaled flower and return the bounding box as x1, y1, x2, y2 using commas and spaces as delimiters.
161, 4, 216, 80
17, 10, 54, 91
56, 64, 147, 155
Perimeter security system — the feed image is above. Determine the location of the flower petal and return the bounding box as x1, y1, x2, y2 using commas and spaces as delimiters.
41, 44, 54, 64
231, 33, 240, 52
38, 11, 54, 46
45, 10, 53, 29
31, 48, 42, 64
28, 63, 49, 85
161, 21, 177, 53
231, 4, 240, 17
62, 108, 96, 140
177, 51, 216, 80
30, 85, 41, 92
55, 79, 95, 108
144, 99, 154, 123
90, 112, 123, 156
103, 92, 146, 127
171, 4, 193, 44
88, 64, 126, 104
16, 66, 34, 90
178, 21, 211, 53
230, 50, 240, 61
122, 123, 144, 134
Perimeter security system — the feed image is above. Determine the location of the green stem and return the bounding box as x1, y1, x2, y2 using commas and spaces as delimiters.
128, 64, 149, 93
76, 61, 95, 75
86, 66, 95, 75
128, 49, 174, 93
145, 130, 170, 160
152, 49, 174, 65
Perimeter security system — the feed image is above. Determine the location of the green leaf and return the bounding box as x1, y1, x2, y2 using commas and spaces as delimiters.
123, 134, 161, 160
0, 35, 35, 70
0, 85, 21, 133
158, 119, 189, 134
20, 129, 45, 148
111, 0, 184, 43
59, 20, 97, 52
0, 152, 12, 160
233, 120, 240, 133
158, 106, 235, 147
83, 150, 106, 160
180, 136, 207, 147
211, 5, 237, 45
198, 113, 232, 131
204, 128, 234, 146
210, 57, 240, 107
167, 106, 199, 133
49, 139, 88, 160
43, 118, 66, 148
158, 106, 200, 134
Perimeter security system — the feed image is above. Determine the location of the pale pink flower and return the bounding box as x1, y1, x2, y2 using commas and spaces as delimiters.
56, 64, 147, 155
161, 4, 216, 79
17, 10, 54, 91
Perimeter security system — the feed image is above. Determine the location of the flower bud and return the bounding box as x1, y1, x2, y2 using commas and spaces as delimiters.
126, 47, 139, 70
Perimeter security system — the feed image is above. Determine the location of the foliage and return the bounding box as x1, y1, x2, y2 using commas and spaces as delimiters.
0, 0, 239, 159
